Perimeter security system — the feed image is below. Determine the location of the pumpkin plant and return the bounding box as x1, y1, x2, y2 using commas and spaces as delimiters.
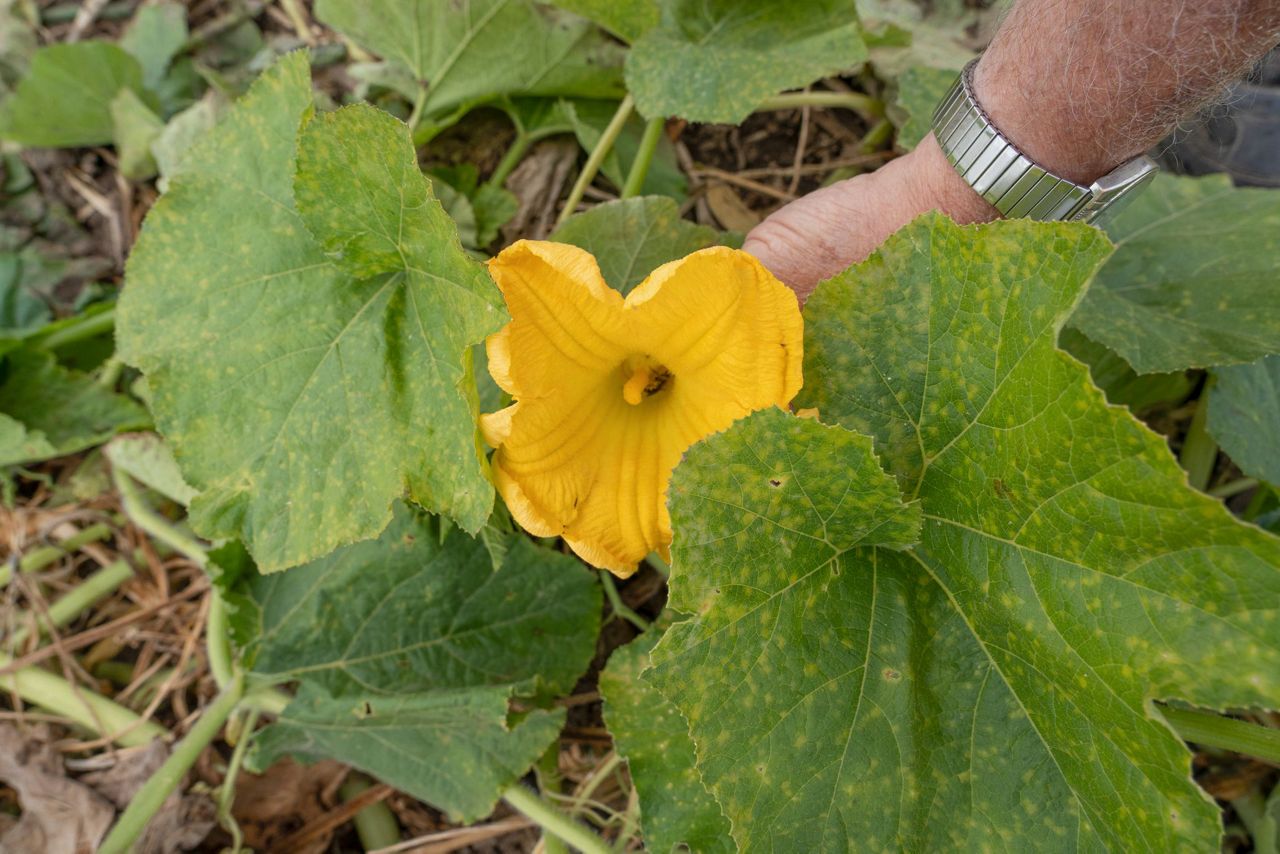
2, 2, 1279, 852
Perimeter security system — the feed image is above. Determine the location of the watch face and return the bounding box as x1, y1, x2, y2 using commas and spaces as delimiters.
1080, 157, 1159, 225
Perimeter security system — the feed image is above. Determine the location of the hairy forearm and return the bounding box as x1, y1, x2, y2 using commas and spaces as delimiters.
974, 0, 1280, 183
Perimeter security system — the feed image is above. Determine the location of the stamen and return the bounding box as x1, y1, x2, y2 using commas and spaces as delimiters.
623, 364, 651, 405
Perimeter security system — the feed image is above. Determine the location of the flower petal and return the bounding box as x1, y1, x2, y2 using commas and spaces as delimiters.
486, 241, 627, 397
485, 242, 803, 577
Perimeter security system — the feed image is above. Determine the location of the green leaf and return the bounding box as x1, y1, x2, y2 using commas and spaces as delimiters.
471, 183, 518, 248
245, 504, 602, 821
1208, 355, 1280, 485
253, 683, 565, 823
150, 93, 224, 192
118, 1, 188, 92
601, 630, 733, 853
545, 0, 659, 41
0, 251, 53, 336
110, 89, 164, 180
1070, 173, 1280, 373
118, 54, 504, 573
887, 65, 953, 150
860, 0, 987, 77
315, 0, 625, 122
550, 196, 721, 295
0, 42, 149, 147
104, 433, 197, 506
563, 100, 685, 200
0, 347, 149, 467
626, 0, 867, 123
657, 213, 1280, 850
1058, 327, 1192, 413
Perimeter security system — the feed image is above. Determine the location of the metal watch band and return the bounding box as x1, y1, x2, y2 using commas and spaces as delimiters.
931, 59, 1157, 224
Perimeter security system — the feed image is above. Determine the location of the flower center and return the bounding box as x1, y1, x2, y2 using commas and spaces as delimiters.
621, 355, 673, 406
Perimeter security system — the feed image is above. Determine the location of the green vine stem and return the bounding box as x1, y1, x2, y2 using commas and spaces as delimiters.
405, 84, 429, 136
217, 705, 260, 853
621, 116, 665, 199
759, 90, 883, 119
8, 559, 135, 646
599, 574, 649, 631
33, 306, 116, 350
503, 784, 612, 854
1180, 377, 1218, 491
0, 649, 166, 747
100, 670, 246, 854
340, 773, 403, 850
556, 95, 635, 229
0, 521, 113, 587
1158, 704, 1280, 764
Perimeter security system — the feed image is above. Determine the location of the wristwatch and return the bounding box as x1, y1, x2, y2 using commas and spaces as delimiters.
932, 59, 1158, 224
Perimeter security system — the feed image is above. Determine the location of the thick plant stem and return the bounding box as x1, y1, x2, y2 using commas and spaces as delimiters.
621, 117, 665, 198
0, 650, 165, 747
100, 671, 246, 854
504, 784, 611, 854
556, 95, 634, 229
340, 773, 402, 850
9, 559, 135, 646
759, 91, 883, 118
205, 590, 235, 691
1180, 379, 1218, 492
114, 469, 208, 569
1159, 704, 1280, 764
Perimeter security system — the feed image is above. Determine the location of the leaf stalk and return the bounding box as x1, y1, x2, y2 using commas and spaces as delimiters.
99, 670, 246, 854
503, 783, 612, 854
557, 95, 635, 229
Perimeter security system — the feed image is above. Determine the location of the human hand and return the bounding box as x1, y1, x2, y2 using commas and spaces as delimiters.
744, 135, 998, 302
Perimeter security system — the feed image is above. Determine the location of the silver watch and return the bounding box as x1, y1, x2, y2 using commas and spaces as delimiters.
932, 59, 1157, 224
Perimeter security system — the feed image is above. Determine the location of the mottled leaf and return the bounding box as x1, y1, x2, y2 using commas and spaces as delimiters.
246, 504, 601, 822
655, 214, 1280, 851
1070, 173, 1280, 373
151, 93, 224, 192
601, 630, 733, 853
546, 0, 659, 41
626, 0, 867, 123
1208, 355, 1280, 484
0, 348, 148, 467
888, 65, 953, 150
1059, 327, 1192, 413
550, 196, 720, 295
315, 0, 625, 122
119, 54, 504, 572
0, 42, 149, 147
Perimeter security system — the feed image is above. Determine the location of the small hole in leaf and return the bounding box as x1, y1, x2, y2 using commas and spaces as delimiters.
768, 479, 782, 487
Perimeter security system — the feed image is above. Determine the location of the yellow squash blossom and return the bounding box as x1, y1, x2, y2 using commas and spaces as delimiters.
482, 241, 803, 576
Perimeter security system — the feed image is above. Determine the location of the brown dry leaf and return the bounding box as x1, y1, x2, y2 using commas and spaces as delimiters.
705, 183, 762, 231
81, 741, 215, 854
0, 723, 113, 854
231, 757, 346, 854
502, 138, 579, 241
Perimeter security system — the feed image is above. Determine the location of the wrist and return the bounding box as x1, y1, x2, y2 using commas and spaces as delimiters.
906, 134, 1000, 225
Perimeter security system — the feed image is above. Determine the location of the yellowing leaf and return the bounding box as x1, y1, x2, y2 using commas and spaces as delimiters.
119, 54, 503, 572
483, 241, 802, 575
653, 214, 1280, 850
